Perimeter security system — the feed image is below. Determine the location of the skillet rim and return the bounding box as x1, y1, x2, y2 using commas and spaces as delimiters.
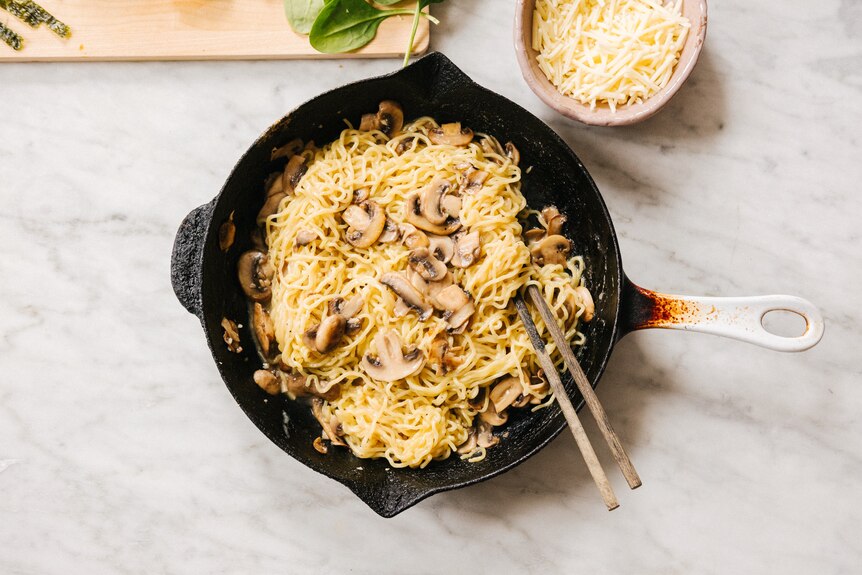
185, 52, 625, 517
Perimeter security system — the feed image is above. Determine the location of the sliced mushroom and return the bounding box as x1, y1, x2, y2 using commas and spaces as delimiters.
395, 135, 417, 155
436, 285, 475, 333
408, 247, 448, 282
378, 217, 400, 243
456, 427, 479, 456
451, 230, 481, 268
511, 392, 531, 409
541, 206, 560, 224
429, 335, 449, 375
219, 211, 236, 252
530, 234, 571, 266
441, 194, 461, 219
419, 177, 454, 225
468, 387, 488, 411
436, 284, 470, 311
505, 142, 520, 166
283, 154, 308, 194
428, 122, 474, 146
480, 136, 504, 158
278, 370, 339, 401
346, 318, 363, 335
524, 228, 546, 246
300, 323, 318, 352
360, 330, 425, 382
265, 171, 284, 198
302, 314, 347, 354
257, 194, 285, 226
313, 436, 328, 454
326, 294, 365, 335
221, 317, 242, 353
405, 266, 428, 293
342, 204, 369, 230
460, 168, 489, 194
407, 268, 455, 311
528, 370, 550, 404
575, 285, 595, 323
542, 206, 567, 236
405, 194, 461, 236
312, 398, 346, 447
253, 370, 281, 395
490, 376, 522, 414
479, 400, 508, 426
381, 272, 432, 320
342, 200, 386, 248
377, 100, 404, 137
360, 100, 404, 138
427, 234, 455, 264
429, 334, 464, 375
477, 419, 499, 448
561, 290, 579, 328
359, 113, 376, 131
329, 294, 365, 319
279, 370, 309, 397
295, 229, 317, 247
393, 298, 412, 318
445, 300, 475, 334
467, 169, 489, 190
313, 378, 341, 402
252, 303, 275, 357
400, 223, 429, 249
237, 250, 275, 302
271, 138, 303, 161
258, 173, 287, 225
341, 201, 371, 231
353, 187, 370, 203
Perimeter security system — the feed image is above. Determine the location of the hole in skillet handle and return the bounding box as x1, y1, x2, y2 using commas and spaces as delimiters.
761, 309, 808, 339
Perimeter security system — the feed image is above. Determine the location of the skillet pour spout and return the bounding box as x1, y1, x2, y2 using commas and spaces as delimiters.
171, 52, 823, 518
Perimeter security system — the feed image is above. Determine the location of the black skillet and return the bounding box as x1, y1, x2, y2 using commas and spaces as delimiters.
171, 53, 823, 518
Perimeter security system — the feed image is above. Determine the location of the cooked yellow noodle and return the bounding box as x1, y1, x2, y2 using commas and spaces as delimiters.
264, 118, 590, 468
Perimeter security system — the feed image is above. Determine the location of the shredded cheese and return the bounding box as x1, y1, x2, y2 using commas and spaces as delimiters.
533, 0, 690, 111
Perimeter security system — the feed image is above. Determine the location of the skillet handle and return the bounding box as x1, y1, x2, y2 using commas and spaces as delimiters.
171, 200, 215, 319
619, 278, 824, 352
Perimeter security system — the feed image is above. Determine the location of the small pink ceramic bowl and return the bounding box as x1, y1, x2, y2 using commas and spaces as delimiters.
514, 0, 708, 126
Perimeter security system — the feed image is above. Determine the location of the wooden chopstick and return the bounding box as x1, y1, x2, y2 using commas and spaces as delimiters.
514, 296, 619, 511
526, 284, 642, 490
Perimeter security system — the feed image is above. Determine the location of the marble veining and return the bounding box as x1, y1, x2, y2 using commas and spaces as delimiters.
1, 1, 861, 573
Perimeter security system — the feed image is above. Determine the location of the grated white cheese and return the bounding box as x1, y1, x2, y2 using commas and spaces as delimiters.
533, 0, 691, 111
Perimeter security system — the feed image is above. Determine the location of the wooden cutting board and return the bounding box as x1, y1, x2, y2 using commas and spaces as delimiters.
0, 0, 429, 61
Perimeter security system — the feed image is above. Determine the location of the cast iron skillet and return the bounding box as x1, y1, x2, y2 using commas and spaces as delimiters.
171, 53, 823, 518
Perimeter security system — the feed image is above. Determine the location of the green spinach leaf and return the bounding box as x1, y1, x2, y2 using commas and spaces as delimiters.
284, 0, 327, 35
309, 0, 419, 54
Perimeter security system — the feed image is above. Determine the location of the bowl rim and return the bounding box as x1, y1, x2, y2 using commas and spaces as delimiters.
514, 0, 709, 126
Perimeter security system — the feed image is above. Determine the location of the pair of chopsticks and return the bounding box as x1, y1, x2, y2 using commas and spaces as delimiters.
515, 284, 641, 510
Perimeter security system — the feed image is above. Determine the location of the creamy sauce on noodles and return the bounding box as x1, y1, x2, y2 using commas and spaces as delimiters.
261, 117, 589, 468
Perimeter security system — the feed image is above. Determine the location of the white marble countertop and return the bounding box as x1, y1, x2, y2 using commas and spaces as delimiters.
2, 1, 860, 573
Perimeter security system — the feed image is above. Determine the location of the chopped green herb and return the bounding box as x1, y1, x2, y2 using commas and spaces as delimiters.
0, 0, 70, 51
0, 21, 23, 50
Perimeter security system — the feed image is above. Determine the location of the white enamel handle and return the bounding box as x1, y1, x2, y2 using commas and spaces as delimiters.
621, 281, 825, 352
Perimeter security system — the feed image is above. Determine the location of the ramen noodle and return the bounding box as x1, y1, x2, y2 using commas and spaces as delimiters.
237, 101, 594, 468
